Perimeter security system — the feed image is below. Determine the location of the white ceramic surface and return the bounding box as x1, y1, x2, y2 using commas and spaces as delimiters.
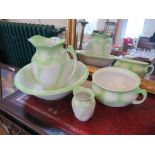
14, 61, 89, 100
114, 58, 154, 77
86, 33, 112, 57
72, 86, 96, 122
92, 67, 147, 107
29, 35, 77, 89
77, 50, 115, 67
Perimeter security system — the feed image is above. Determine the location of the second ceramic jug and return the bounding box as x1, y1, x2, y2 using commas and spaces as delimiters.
86, 33, 112, 57
28, 35, 77, 90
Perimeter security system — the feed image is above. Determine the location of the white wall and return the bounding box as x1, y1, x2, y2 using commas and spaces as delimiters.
7, 19, 67, 28
96, 19, 106, 31
96, 19, 117, 31
39, 19, 66, 28
7, 19, 40, 24
114, 19, 155, 45
141, 19, 155, 37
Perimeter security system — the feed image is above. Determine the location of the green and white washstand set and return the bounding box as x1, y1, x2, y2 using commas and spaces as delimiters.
14, 35, 89, 100
76, 33, 116, 68
14, 35, 148, 122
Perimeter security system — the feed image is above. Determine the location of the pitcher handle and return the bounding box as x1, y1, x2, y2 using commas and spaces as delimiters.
65, 45, 77, 79
146, 64, 154, 76
132, 88, 147, 104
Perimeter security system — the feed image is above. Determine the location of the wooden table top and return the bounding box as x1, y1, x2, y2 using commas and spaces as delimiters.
0, 63, 65, 135
3, 83, 155, 135
1, 63, 155, 135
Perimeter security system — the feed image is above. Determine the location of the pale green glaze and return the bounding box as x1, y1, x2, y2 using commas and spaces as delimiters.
86, 33, 112, 57
92, 82, 147, 107
73, 86, 95, 100
114, 58, 154, 78
28, 35, 77, 89
92, 67, 147, 107
72, 86, 96, 121
77, 50, 115, 59
14, 61, 89, 100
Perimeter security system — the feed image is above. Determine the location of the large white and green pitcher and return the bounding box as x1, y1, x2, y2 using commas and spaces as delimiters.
28, 35, 77, 90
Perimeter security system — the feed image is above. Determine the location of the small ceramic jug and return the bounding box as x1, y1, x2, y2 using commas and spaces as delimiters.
28, 35, 77, 89
72, 86, 96, 122
86, 33, 112, 57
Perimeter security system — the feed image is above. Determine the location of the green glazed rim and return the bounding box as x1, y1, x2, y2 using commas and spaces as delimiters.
14, 62, 89, 96
116, 58, 148, 65
28, 35, 65, 48
73, 86, 95, 101
92, 67, 141, 93
76, 50, 116, 59
91, 33, 112, 39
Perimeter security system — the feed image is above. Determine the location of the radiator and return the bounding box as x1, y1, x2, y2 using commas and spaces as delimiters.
0, 21, 65, 68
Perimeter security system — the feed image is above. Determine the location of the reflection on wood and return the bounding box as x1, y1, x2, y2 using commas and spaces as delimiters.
140, 75, 155, 94
0, 64, 17, 99
66, 19, 76, 49
71, 20, 77, 49
87, 65, 98, 75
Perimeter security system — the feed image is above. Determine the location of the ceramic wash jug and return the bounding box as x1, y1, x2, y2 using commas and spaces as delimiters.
86, 33, 112, 57
72, 86, 96, 121
28, 35, 77, 90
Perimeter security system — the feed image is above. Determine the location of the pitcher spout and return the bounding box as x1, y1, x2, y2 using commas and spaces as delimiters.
28, 35, 65, 47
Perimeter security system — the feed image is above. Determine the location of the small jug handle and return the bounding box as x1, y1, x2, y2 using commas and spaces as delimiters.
65, 45, 77, 79
146, 64, 154, 76
132, 88, 147, 104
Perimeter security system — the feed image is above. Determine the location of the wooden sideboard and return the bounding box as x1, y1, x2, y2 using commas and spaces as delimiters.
1, 63, 155, 135
0, 63, 65, 135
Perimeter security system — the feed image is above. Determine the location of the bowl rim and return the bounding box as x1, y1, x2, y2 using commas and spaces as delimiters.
92, 67, 141, 92
76, 50, 116, 60
14, 62, 89, 96
116, 57, 149, 65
